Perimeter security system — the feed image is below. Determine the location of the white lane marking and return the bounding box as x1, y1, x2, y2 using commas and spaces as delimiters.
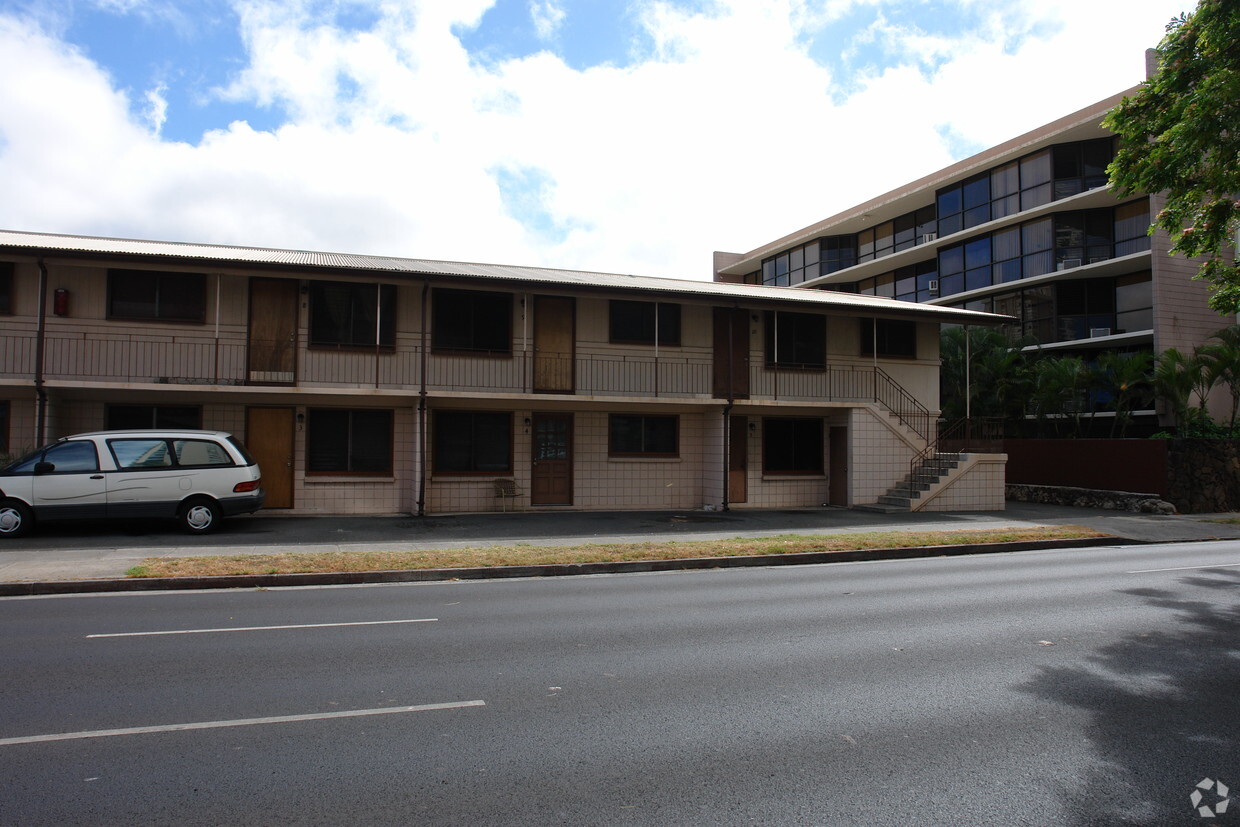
87, 618, 437, 638
1128, 562, 1240, 574
0, 700, 486, 747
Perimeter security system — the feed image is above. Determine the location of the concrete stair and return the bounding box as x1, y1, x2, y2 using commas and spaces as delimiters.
858, 452, 962, 513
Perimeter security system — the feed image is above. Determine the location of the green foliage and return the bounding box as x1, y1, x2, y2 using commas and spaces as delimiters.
1104, 0, 1240, 314
939, 326, 1034, 422
1096, 350, 1154, 436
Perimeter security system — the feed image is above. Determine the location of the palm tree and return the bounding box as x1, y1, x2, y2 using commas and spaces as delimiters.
1030, 356, 1090, 437
1153, 347, 1211, 432
939, 326, 1032, 425
1094, 350, 1153, 437
1199, 325, 1240, 432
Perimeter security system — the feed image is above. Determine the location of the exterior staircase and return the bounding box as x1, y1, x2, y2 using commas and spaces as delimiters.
861, 451, 963, 513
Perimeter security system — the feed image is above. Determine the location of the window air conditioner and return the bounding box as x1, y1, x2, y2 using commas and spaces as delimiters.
1089, 327, 1112, 338
1057, 258, 1082, 270
927, 279, 939, 297
921, 233, 938, 244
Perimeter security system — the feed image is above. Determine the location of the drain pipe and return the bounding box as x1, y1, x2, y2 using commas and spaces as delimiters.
721, 402, 733, 512
34, 258, 49, 446
415, 279, 430, 517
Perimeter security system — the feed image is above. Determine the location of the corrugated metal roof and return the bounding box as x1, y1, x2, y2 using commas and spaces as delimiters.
0, 229, 1011, 324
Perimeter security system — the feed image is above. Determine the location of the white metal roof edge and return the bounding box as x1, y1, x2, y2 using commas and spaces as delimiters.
0, 229, 1009, 324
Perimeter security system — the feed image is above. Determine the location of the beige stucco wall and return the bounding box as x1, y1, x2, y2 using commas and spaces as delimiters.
849, 406, 921, 505
918, 454, 1007, 512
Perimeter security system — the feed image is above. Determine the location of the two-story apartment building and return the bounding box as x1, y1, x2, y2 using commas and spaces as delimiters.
714, 81, 1229, 428
0, 229, 1005, 515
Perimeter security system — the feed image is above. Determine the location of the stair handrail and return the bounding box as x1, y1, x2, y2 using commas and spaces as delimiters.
873, 367, 932, 442
908, 417, 1004, 483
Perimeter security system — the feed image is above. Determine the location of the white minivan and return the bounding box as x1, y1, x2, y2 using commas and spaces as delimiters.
0, 430, 264, 538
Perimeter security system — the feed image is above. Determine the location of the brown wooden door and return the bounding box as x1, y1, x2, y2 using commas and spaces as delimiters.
729, 415, 748, 504
246, 407, 295, 508
533, 296, 575, 393
713, 307, 749, 399
531, 413, 573, 505
829, 426, 848, 507
248, 278, 298, 385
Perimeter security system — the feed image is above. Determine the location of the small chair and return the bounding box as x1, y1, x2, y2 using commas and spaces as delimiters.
494, 478, 522, 512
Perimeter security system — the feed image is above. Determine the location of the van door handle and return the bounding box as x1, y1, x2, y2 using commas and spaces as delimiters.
91, 475, 104, 480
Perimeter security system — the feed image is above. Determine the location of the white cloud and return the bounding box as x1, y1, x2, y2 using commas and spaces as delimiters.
0, 0, 1192, 280
530, 0, 566, 40
144, 83, 169, 134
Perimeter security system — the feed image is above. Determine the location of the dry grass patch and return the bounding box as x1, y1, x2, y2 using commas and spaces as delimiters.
126, 526, 1108, 578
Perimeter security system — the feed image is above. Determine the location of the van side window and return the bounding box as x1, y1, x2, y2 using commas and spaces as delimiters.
24, 441, 100, 473
109, 439, 173, 469
174, 439, 232, 467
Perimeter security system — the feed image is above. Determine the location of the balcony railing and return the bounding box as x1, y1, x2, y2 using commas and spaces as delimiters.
1, 333, 931, 422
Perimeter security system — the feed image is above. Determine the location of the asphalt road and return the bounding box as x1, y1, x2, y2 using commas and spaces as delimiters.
2, 540, 1238, 825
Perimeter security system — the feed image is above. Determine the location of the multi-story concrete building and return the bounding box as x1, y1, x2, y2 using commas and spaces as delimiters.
0, 229, 1004, 516
713, 82, 1229, 429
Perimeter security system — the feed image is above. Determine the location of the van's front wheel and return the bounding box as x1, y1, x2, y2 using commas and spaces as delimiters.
0, 499, 33, 538
180, 498, 222, 534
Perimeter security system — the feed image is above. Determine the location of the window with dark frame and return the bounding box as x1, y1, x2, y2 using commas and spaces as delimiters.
608, 414, 678, 457
762, 418, 824, 475
108, 269, 206, 322
860, 319, 917, 358
764, 311, 826, 369
432, 410, 512, 473
0, 400, 8, 455
431, 289, 512, 354
609, 301, 681, 346
0, 262, 12, 315
106, 405, 203, 431
306, 409, 393, 474
309, 282, 396, 348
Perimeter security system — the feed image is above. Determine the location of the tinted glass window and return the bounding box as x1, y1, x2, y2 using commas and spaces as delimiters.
307, 409, 392, 473
110, 439, 173, 469
309, 282, 396, 347
174, 440, 233, 467
433, 411, 511, 473
609, 415, 678, 456
18, 440, 100, 473
432, 289, 512, 353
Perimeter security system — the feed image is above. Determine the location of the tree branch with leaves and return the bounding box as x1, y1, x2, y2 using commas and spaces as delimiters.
1104, 0, 1240, 314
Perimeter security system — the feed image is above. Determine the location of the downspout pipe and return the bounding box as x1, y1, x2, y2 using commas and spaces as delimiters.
34, 258, 49, 446
415, 279, 430, 517
721, 402, 733, 512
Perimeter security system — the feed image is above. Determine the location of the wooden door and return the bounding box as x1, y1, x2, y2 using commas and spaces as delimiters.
530, 413, 573, 505
246, 407, 295, 508
728, 415, 748, 504
713, 307, 749, 399
533, 296, 575, 393
829, 426, 848, 507
248, 278, 298, 385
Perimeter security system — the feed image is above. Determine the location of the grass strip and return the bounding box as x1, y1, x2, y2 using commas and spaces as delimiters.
126, 526, 1108, 578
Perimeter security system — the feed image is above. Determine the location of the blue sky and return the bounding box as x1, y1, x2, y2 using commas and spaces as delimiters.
0, 0, 1193, 279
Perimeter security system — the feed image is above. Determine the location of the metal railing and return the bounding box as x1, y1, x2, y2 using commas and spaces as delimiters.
909, 417, 1005, 484
2, 333, 937, 415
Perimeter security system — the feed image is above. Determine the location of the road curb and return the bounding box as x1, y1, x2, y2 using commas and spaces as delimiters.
0, 536, 1132, 596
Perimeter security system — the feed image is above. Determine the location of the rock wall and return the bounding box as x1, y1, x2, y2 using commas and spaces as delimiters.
1006, 484, 1176, 514
1165, 439, 1240, 514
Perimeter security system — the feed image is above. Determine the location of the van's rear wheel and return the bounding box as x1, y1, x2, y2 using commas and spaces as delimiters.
180, 498, 222, 534
0, 499, 33, 538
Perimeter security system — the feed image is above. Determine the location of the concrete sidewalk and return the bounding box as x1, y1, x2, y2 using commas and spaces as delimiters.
2, 502, 1239, 590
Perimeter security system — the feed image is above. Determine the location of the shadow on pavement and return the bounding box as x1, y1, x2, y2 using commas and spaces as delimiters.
1020, 568, 1240, 825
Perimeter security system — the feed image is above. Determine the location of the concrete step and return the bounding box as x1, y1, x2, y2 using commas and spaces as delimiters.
853, 502, 909, 514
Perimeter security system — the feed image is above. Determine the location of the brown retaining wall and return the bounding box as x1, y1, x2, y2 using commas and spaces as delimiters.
1004, 439, 1240, 513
